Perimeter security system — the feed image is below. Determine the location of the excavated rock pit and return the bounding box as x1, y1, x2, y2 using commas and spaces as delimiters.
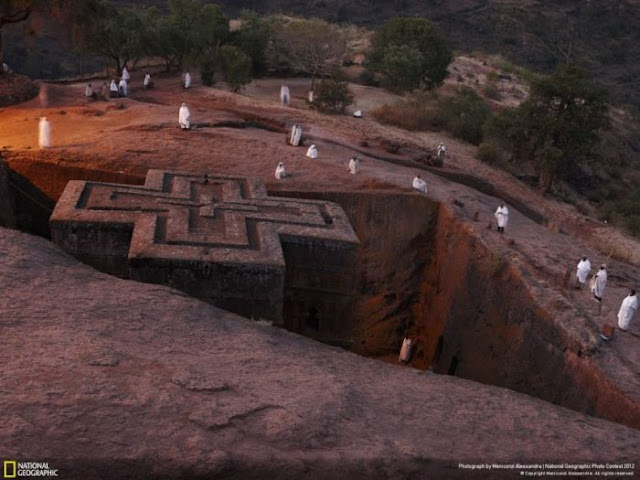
1, 158, 639, 432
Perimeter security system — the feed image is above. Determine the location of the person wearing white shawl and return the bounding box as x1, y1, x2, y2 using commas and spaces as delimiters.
494, 203, 509, 233
118, 77, 128, 96
412, 175, 427, 193
38, 117, 51, 149
618, 289, 638, 331
143, 73, 151, 89
348, 157, 359, 174
109, 79, 119, 97
275, 162, 286, 179
575, 256, 591, 289
399, 337, 412, 363
289, 124, 302, 146
280, 84, 290, 105
591, 265, 607, 302
121, 66, 130, 83
184, 71, 191, 89
85, 83, 97, 100
306, 144, 318, 159
437, 142, 446, 160
178, 103, 190, 130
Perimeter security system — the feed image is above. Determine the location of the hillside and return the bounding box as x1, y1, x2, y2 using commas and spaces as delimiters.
3, 1, 640, 109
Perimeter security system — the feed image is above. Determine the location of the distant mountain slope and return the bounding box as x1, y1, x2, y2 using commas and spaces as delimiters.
114, 0, 639, 108
5, 0, 639, 108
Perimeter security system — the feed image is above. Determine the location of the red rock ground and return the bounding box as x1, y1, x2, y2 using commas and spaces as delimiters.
1, 70, 640, 465
1, 226, 639, 479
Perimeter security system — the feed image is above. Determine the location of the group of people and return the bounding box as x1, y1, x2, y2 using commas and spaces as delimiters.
575, 258, 637, 333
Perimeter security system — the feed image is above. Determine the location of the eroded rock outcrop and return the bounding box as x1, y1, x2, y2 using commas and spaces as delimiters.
1, 226, 639, 479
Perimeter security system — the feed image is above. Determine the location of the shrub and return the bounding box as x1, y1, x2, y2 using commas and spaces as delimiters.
438, 87, 492, 145
313, 78, 354, 114
220, 45, 252, 92
477, 141, 500, 164
367, 16, 452, 92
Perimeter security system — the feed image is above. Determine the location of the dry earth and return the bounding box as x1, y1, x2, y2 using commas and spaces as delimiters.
1, 67, 640, 475
1, 226, 639, 479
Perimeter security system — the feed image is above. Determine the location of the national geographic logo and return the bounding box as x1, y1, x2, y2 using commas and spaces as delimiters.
3, 461, 58, 478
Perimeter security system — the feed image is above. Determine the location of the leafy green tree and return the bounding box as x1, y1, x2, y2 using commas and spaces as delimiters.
220, 45, 252, 92
487, 65, 609, 192
367, 17, 452, 92
82, 1, 146, 73
231, 10, 271, 76
377, 44, 424, 93
313, 78, 354, 114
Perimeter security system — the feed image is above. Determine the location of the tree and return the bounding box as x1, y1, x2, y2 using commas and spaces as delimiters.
313, 78, 354, 114
367, 17, 452, 92
82, 1, 146, 73
220, 45, 252, 92
1, 0, 98, 72
487, 65, 609, 192
270, 17, 347, 89
231, 10, 271, 76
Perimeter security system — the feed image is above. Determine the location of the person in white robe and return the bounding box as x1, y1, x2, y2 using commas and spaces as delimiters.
575, 256, 591, 289
399, 337, 412, 363
85, 83, 97, 100
179, 103, 191, 130
38, 117, 51, 149
591, 265, 607, 302
118, 77, 128, 96
143, 73, 152, 89
306, 144, 318, 159
275, 162, 286, 179
353, 110, 363, 118
308, 91, 314, 104
617, 289, 638, 331
280, 84, 290, 105
412, 175, 427, 193
494, 203, 509, 233
109, 80, 119, 98
348, 157, 359, 174
121, 66, 130, 83
184, 71, 191, 89
289, 124, 302, 146
437, 142, 446, 160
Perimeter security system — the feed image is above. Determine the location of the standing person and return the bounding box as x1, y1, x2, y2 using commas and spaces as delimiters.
591, 265, 608, 303
348, 157, 359, 175
178, 103, 191, 130
575, 256, 591, 289
289, 124, 302, 146
121, 66, 130, 83
437, 142, 446, 161
118, 77, 128, 96
101, 81, 109, 100
280, 84, 290, 106
38, 117, 51, 149
617, 289, 638, 331
494, 203, 509, 233
109, 79, 119, 98
412, 175, 427, 193
143, 73, 152, 89
184, 71, 191, 89
399, 337, 412, 363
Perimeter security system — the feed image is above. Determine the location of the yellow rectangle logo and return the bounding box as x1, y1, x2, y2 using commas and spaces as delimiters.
3, 460, 17, 478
